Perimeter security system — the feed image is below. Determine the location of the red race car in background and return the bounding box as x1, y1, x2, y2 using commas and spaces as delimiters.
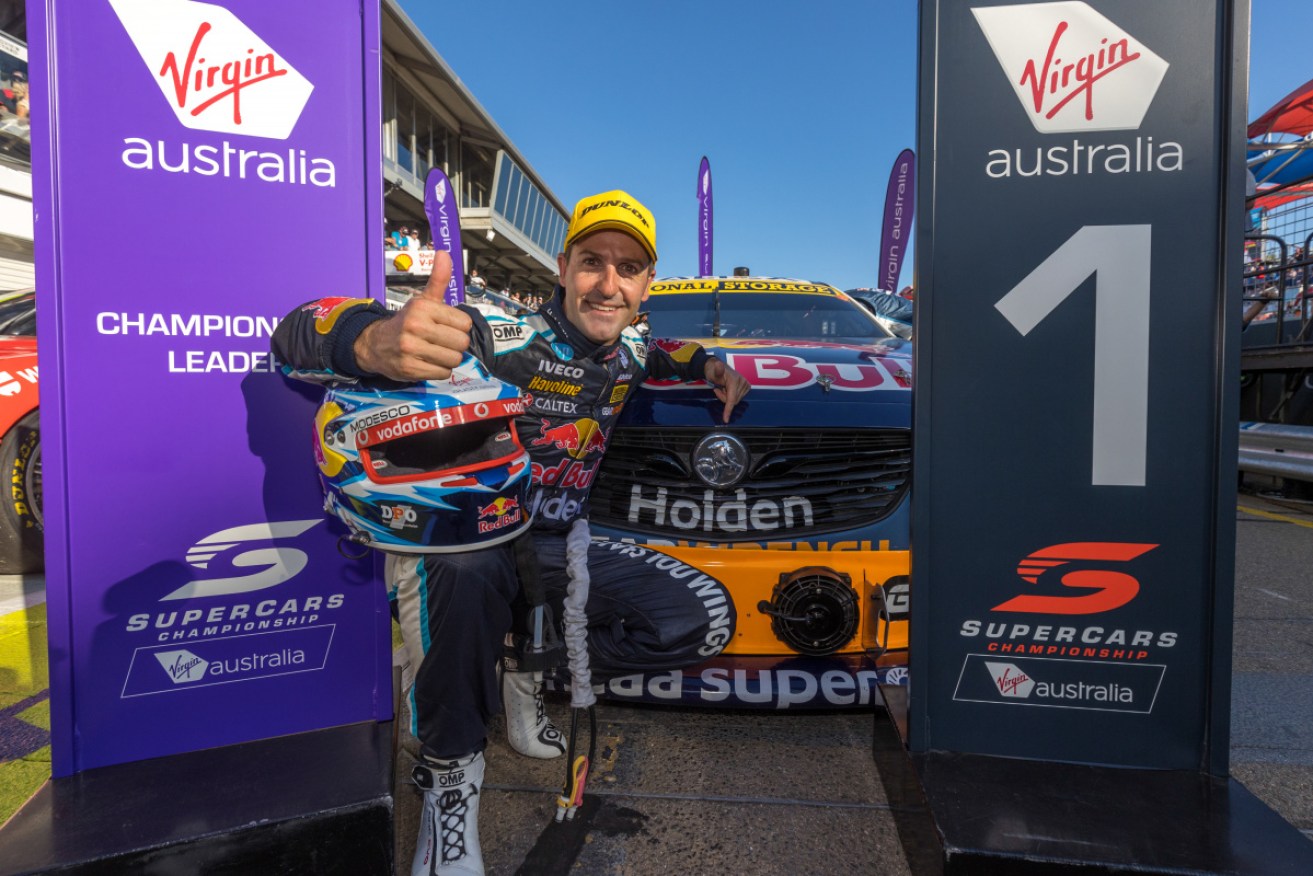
0, 290, 40, 573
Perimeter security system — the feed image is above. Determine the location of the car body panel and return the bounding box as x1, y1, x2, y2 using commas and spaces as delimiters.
586, 278, 911, 708
0, 301, 39, 436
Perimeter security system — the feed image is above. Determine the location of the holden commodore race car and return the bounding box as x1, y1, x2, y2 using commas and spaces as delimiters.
0, 290, 40, 573
585, 277, 911, 709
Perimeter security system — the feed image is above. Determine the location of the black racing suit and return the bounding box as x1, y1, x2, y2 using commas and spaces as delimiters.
272, 294, 735, 758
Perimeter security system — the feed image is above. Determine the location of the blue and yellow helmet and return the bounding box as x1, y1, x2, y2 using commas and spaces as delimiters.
315, 355, 531, 552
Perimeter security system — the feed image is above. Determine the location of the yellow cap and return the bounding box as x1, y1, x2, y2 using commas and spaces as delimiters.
563, 190, 657, 262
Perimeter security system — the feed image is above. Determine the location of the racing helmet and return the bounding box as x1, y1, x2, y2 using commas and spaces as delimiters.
315, 355, 531, 553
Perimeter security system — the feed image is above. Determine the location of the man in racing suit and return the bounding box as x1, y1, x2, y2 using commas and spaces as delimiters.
273, 191, 749, 876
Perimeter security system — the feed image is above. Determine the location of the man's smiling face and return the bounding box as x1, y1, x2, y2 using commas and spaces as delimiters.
556, 230, 654, 345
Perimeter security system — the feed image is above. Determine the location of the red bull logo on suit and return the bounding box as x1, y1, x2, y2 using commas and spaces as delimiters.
531, 418, 608, 460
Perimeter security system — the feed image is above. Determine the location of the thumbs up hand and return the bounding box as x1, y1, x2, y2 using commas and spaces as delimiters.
353, 250, 473, 381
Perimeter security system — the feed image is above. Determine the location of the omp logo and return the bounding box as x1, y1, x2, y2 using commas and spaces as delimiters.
985, 661, 1034, 698
109, 0, 314, 139
972, 2, 1168, 134
154, 649, 209, 683
993, 542, 1158, 615
162, 519, 322, 601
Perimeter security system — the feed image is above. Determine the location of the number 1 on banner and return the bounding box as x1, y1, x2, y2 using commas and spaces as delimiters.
995, 225, 1151, 487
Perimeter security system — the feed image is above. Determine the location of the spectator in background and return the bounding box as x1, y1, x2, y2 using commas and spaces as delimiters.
469, 268, 486, 290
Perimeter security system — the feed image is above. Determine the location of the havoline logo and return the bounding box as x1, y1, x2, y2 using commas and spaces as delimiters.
109, 0, 314, 140
972, 2, 1169, 134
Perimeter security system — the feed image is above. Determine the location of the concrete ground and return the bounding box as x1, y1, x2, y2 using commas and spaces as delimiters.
1228, 491, 1313, 843
389, 491, 1313, 874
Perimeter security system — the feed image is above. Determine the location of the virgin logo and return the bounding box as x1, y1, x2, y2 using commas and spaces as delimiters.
109, 0, 314, 140
972, 2, 1168, 134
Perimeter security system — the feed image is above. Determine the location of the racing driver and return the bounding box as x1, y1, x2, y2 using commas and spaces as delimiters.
273, 190, 749, 876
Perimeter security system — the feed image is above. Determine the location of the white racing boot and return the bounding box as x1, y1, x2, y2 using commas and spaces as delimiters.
411, 752, 485, 876
502, 669, 566, 759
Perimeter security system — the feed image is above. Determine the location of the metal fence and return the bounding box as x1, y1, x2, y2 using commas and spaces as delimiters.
1239, 421, 1313, 482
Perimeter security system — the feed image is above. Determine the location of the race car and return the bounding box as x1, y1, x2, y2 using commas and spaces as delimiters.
0, 290, 40, 573
587, 277, 911, 709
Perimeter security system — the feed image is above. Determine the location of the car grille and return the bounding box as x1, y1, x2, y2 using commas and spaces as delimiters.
591, 428, 911, 541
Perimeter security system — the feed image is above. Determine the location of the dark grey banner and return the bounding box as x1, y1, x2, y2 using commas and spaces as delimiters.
911, 0, 1246, 771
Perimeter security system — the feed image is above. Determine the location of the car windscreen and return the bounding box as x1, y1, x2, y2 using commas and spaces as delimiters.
643, 292, 892, 341
0, 293, 34, 335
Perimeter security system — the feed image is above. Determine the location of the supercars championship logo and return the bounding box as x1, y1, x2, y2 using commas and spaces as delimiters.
955, 541, 1176, 713
119, 520, 346, 697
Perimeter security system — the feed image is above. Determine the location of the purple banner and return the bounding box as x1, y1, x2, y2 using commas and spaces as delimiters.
879, 149, 915, 293
32, 0, 388, 776
697, 156, 713, 277
425, 166, 465, 305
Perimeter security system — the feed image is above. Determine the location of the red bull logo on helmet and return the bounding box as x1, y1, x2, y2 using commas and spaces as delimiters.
531, 418, 608, 460
478, 497, 519, 519
477, 497, 522, 534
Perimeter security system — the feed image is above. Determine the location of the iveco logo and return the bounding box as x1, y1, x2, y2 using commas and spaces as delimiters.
691, 432, 749, 488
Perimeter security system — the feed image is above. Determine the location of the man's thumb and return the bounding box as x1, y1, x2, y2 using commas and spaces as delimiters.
421, 250, 454, 301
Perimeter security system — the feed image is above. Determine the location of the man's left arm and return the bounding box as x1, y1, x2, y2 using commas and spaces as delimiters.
644, 337, 750, 424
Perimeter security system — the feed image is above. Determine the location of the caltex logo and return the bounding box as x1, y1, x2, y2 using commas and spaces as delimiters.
972, 2, 1168, 134
109, 0, 314, 140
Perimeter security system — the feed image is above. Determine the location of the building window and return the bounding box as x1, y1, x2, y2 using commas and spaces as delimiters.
396, 85, 416, 174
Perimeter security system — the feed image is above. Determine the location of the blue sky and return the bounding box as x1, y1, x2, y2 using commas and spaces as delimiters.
400, 0, 1313, 291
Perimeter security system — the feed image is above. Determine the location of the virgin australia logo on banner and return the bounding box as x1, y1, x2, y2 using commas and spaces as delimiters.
108, 0, 313, 139
109, 0, 336, 187
123, 626, 335, 697
972, 1, 1168, 134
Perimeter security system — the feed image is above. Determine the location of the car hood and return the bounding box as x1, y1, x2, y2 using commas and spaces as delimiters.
624, 337, 912, 429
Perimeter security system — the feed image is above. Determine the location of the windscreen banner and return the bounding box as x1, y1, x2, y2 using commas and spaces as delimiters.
425, 166, 465, 305
697, 156, 713, 277
30, 0, 386, 775
912, 0, 1245, 772
878, 149, 914, 293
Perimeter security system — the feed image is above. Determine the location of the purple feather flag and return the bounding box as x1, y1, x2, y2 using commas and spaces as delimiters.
425, 167, 465, 305
878, 149, 915, 293
697, 156, 714, 277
